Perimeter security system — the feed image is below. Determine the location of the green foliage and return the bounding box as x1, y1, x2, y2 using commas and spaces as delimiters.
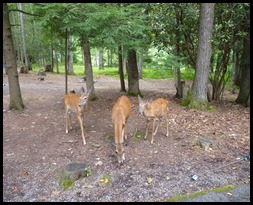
61, 178, 74, 190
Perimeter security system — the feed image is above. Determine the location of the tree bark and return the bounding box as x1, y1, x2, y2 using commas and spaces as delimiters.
68, 34, 74, 75
127, 49, 140, 96
107, 49, 112, 67
99, 47, 104, 70
118, 46, 126, 92
137, 48, 143, 79
18, 3, 29, 73
82, 37, 96, 100
190, 3, 214, 108
175, 3, 183, 98
3, 3, 25, 111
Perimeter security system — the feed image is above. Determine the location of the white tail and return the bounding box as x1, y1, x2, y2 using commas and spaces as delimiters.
138, 95, 169, 144
112, 96, 131, 165
64, 87, 90, 145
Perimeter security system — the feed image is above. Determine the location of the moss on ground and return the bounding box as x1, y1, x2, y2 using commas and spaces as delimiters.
165, 185, 235, 202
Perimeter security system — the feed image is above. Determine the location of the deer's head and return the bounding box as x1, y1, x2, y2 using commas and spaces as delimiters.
79, 87, 90, 108
115, 143, 125, 165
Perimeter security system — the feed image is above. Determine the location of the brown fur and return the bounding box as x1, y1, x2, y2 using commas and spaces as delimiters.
112, 96, 131, 165
138, 96, 169, 144
64, 88, 89, 145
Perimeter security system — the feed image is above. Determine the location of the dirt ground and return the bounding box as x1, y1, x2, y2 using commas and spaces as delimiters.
3, 71, 250, 202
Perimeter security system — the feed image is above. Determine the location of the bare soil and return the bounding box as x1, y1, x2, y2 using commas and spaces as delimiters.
3, 71, 250, 202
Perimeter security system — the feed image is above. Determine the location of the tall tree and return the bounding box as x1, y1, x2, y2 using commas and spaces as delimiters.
127, 49, 140, 96
235, 8, 250, 106
187, 3, 215, 109
99, 47, 104, 70
82, 37, 96, 100
3, 3, 25, 111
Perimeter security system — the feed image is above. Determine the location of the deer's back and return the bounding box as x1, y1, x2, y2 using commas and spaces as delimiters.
112, 96, 131, 124
145, 98, 169, 118
64, 93, 81, 112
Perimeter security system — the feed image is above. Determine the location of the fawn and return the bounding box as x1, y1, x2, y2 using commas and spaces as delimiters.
64, 87, 90, 145
138, 95, 169, 144
112, 96, 131, 165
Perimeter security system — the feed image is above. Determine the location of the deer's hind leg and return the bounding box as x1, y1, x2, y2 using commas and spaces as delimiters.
66, 110, 72, 133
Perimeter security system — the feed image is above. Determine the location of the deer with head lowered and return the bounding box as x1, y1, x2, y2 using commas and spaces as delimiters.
138, 95, 169, 144
112, 96, 131, 165
64, 87, 90, 145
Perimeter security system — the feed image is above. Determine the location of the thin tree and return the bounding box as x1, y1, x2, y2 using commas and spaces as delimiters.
118, 45, 126, 92
3, 3, 25, 111
187, 3, 215, 109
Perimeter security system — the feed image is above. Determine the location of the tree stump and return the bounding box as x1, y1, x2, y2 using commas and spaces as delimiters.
192, 137, 219, 151
19, 65, 29, 74
58, 163, 92, 185
45, 64, 52, 72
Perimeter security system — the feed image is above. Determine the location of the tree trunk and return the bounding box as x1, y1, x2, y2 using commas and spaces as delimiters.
175, 3, 183, 98
65, 29, 68, 94
82, 37, 96, 100
55, 37, 59, 74
230, 48, 237, 94
137, 48, 143, 79
189, 3, 214, 109
18, 3, 29, 72
99, 47, 104, 70
235, 35, 250, 105
51, 41, 54, 72
118, 46, 126, 92
3, 3, 25, 111
68, 34, 74, 75
108, 49, 112, 67
127, 49, 140, 96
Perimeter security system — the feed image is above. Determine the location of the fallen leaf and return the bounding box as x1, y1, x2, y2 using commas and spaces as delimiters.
100, 178, 109, 183
12, 186, 19, 192
227, 192, 232, 196
147, 177, 153, 184
95, 161, 103, 166
52, 190, 60, 197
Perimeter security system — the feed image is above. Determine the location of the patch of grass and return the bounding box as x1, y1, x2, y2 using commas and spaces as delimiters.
132, 128, 145, 142
165, 185, 235, 202
61, 178, 74, 190
32, 63, 195, 81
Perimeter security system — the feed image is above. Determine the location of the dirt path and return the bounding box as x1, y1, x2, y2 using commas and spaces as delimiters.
3, 72, 250, 202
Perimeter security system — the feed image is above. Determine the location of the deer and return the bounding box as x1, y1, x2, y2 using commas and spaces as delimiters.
138, 95, 169, 144
64, 87, 90, 145
112, 96, 131, 165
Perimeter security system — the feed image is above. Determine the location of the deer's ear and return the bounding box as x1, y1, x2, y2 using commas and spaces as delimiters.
80, 87, 85, 94
138, 95, 142, 102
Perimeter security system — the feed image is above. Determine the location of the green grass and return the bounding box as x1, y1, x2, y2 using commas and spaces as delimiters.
165, 184, 236, 202
32, 63, 196, 81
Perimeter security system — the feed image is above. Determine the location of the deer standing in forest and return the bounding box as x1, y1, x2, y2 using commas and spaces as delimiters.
112, 96, 131, 165
64, 87, 90, 145
138, 95, 169, 144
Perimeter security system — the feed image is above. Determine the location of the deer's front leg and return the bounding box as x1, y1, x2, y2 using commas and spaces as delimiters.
122, 124, 127, 140
66, 110, 71, 133
151, 118, 157, 144
144, 118, 150, 139
153, 118, 160, 136
166, 114, 169, 137
77, 115, 86, 145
